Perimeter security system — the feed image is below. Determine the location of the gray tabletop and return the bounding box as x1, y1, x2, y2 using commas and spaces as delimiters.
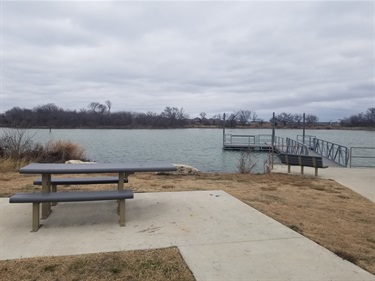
19, 162, 177, 174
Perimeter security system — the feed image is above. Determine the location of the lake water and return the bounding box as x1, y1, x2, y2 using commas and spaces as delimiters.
3, 128, 375, 173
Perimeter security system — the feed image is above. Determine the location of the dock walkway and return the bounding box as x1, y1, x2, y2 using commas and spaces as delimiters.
308, 150, 342, 167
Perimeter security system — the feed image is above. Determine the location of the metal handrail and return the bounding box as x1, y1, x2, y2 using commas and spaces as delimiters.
297, 135, 316, 149
312, 138, 349, 167
349, 147, 375, 168
258, 134, 273, 143
224, 134, 256, 145
284, 138, 309, 155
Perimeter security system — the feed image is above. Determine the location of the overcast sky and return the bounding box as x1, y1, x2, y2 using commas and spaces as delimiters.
1, 1, 373, 121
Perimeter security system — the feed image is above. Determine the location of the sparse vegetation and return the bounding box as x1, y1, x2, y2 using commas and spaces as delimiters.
236, 149, 257, 173
0, 128, 88, 170
0, 128, 37, 168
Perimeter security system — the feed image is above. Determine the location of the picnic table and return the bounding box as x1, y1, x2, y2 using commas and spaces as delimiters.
15, 162, 177, 231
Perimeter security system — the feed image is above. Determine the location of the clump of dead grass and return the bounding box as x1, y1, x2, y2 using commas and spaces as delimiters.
38, 140, 87, 163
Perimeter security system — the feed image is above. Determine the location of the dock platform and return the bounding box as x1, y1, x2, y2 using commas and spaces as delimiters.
223, 134, 278, 152
222, 133, 350, 167
223, 143, 275, 152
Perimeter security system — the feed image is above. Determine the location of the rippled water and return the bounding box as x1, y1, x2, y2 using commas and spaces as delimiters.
2, 128, 374, 172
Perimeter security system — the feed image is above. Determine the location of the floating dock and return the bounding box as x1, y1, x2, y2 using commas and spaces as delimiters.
222, 133, 354, 167
223, 134, 278, 152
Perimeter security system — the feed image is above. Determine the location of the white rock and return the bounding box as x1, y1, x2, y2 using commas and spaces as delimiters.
173, 164, 199, 174
156, 164, 199, 175
65, 160, 96, 164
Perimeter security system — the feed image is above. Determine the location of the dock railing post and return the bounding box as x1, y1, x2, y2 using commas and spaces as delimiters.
271, 112, 275, 169
303, 113, 306, 145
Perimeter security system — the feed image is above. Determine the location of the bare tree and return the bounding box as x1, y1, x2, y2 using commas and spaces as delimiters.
161, 107, 189, 127
365, 107, 375, 126
251, 112, 258, 123
88, 102, 107, 115
88, 102, 101, 114
276, 112, 294, 126
293, 114, 303, 128
237, 110, 252, 126
305, 114, 319, 126
97, 104, 107, 115
226, 112, 238, 127
105, 100, 112, 114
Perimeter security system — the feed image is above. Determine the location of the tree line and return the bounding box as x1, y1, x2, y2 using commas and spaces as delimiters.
0, 101, 373, 129
0, 103, 191, 128
339, 108, 375, 128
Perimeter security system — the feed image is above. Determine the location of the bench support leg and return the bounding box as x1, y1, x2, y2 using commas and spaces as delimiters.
119, 199, 126, 227
41, 174, 52, 219
51, 185, 57, 206
32, 203, 41, 232
117, 172, 126, 215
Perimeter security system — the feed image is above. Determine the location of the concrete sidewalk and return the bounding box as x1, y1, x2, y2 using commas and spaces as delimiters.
1, 191, 373, 280
272, 164, 375, 202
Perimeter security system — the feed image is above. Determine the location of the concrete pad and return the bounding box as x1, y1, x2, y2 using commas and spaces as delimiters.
180, 239, 369, 281
272, 164, 375, 202
1, 191, 374, 280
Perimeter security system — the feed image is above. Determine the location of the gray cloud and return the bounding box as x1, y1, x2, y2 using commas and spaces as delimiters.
1, 1, 373, 121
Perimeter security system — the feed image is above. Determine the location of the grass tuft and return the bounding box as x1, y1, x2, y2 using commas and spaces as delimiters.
43, 264, 58, 272
289, 225, 303, 234
334, 250, 358, 264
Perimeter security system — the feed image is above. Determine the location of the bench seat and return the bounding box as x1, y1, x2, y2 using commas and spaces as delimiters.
10, 190, 134, 203
33, 177, 129, 207
9, 190, 134, 232
33, 176, 128, 186
278, 153, 328, 176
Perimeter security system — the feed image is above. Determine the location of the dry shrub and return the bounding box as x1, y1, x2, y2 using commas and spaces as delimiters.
37, 140, 87, 163
0, 128, 88, 168
0, 128, 37, 169
0, 139, 88, 171
237, 149, 257, 173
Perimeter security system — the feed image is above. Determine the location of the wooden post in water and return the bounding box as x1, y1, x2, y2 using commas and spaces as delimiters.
222, 113, 226, 148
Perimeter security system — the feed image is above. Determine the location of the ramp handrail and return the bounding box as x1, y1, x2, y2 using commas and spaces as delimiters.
312, 138, 349, 167
297, 135, 316, 150
349, 147, 375, 168
284, 138, 309, 155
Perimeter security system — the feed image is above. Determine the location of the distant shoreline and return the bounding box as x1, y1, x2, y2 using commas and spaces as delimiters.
0, 125, 374, 131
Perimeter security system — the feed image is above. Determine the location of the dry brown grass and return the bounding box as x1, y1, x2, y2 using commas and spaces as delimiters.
1, 170, 375, 277
0, 247, 194, 281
